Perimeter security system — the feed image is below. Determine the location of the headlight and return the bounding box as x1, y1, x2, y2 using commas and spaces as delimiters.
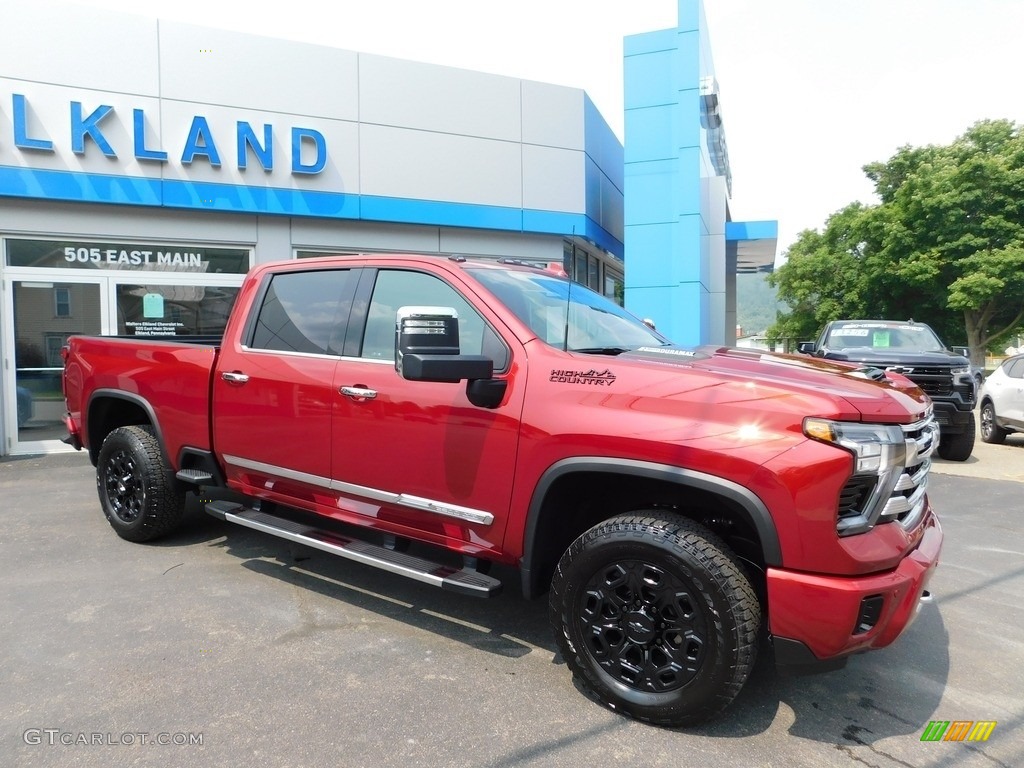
804, 417, 909, 536
803, 418, 905, 473
950, 366, 970, 376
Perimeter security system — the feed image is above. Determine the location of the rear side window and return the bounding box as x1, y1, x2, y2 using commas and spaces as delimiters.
1005, 357, 1024, 379
250, 269, 355, 355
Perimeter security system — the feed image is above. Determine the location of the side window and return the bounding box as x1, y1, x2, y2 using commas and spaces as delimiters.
361, 270, 509, 370
250, 269, 355, 355
1006, 358, 1024, 379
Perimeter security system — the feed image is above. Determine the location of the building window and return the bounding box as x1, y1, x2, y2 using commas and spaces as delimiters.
573, 251, 588, 285
566, 243, 596, 290
588, 255, 600, 292
604, 269, 624, 306
562, 241, 623, 304
54, 287, 71, 318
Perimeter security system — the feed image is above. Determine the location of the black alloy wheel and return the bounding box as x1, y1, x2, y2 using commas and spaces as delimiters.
103, 447, 146, 524
577, 559, 709, 693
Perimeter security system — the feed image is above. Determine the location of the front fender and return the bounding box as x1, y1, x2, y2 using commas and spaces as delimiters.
519, 457, 782, 598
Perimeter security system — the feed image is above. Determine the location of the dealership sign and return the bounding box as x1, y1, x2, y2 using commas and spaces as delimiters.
5, 93, 327, 174
6, 238, 251, 274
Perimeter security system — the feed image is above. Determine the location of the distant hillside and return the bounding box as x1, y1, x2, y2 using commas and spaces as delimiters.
736, 273, 782, 336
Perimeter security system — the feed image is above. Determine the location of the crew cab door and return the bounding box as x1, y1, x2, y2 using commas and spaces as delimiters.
213, 267, 359, 501
330, 266, 524, 554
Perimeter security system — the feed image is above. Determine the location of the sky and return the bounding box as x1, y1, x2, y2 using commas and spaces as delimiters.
63, 0, 1024, 261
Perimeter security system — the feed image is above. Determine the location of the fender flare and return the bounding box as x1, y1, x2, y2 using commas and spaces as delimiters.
519, 457, 783, 598
86, 389, 168, 466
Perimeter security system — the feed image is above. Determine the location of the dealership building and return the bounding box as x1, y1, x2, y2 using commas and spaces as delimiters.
0, 0, 775, 456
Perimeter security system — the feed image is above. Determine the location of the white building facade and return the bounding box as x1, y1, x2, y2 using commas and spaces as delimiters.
0, 0, 625, 455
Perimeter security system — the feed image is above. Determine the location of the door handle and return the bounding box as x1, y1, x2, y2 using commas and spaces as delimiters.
340, 385, 377, 400
221, 371, 250, 384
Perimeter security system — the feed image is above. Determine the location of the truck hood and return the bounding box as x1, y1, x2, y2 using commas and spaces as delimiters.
615, 345, 930, 423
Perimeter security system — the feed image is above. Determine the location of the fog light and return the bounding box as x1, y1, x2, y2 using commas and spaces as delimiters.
854, 595, 884, 634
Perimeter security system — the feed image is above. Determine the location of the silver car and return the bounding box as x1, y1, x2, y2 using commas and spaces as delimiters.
978, 354, 1024, 443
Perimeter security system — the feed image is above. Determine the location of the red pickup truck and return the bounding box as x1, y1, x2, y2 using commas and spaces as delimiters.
62, 254, 942, 726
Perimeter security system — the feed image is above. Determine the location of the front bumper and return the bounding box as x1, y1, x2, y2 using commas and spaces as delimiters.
767, 511, 942, 669
932, 400, 974, 432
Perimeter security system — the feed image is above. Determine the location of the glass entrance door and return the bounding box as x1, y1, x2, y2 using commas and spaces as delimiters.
8, 279, 104, 451
4, 275, 242, 454
3, 237, 249, 456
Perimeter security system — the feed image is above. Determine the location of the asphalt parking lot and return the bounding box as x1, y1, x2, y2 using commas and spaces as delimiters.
2, 440, 1022, 768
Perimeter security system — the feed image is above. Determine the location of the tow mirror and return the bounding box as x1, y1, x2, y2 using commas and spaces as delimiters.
395, 306, 494, 383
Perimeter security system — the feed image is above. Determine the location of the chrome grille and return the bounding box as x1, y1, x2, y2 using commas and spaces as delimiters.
835, 414, 937, 536
879, 415, 937, 530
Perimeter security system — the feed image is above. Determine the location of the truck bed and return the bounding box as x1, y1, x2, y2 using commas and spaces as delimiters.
63, 335, 219, 465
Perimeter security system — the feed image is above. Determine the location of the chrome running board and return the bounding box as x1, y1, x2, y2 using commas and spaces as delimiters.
205, 501, 501, 598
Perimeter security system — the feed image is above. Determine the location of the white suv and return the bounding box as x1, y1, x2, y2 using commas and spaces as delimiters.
978, 354, 1024, 443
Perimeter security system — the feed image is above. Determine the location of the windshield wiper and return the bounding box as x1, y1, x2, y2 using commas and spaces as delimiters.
569, 346, 631, 355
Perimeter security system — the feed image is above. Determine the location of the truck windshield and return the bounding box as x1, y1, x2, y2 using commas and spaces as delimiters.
470, 267, 669, 353
826, 323, 945, 353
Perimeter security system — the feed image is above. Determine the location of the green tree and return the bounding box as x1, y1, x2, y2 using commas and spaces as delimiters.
767, 202, 877, 343
771, 119, 1024, 363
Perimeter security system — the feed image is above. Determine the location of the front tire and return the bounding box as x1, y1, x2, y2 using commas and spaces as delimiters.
549, 513, 761, 727
980, 402, 1007, 444
96, 425, 185, 542
936, 413, 976, 461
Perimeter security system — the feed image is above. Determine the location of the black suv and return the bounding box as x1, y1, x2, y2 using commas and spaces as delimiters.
798, 320, 976, 461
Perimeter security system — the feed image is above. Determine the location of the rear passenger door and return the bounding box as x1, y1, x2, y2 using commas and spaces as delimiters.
213, 267, 357, 505
330, 266, 524, 554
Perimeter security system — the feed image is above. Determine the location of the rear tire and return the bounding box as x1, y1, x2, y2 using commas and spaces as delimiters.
979, 402, 1007, 445
96, 425, 185, 542
549, 512, 761, 727
936, 414, 975, 461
